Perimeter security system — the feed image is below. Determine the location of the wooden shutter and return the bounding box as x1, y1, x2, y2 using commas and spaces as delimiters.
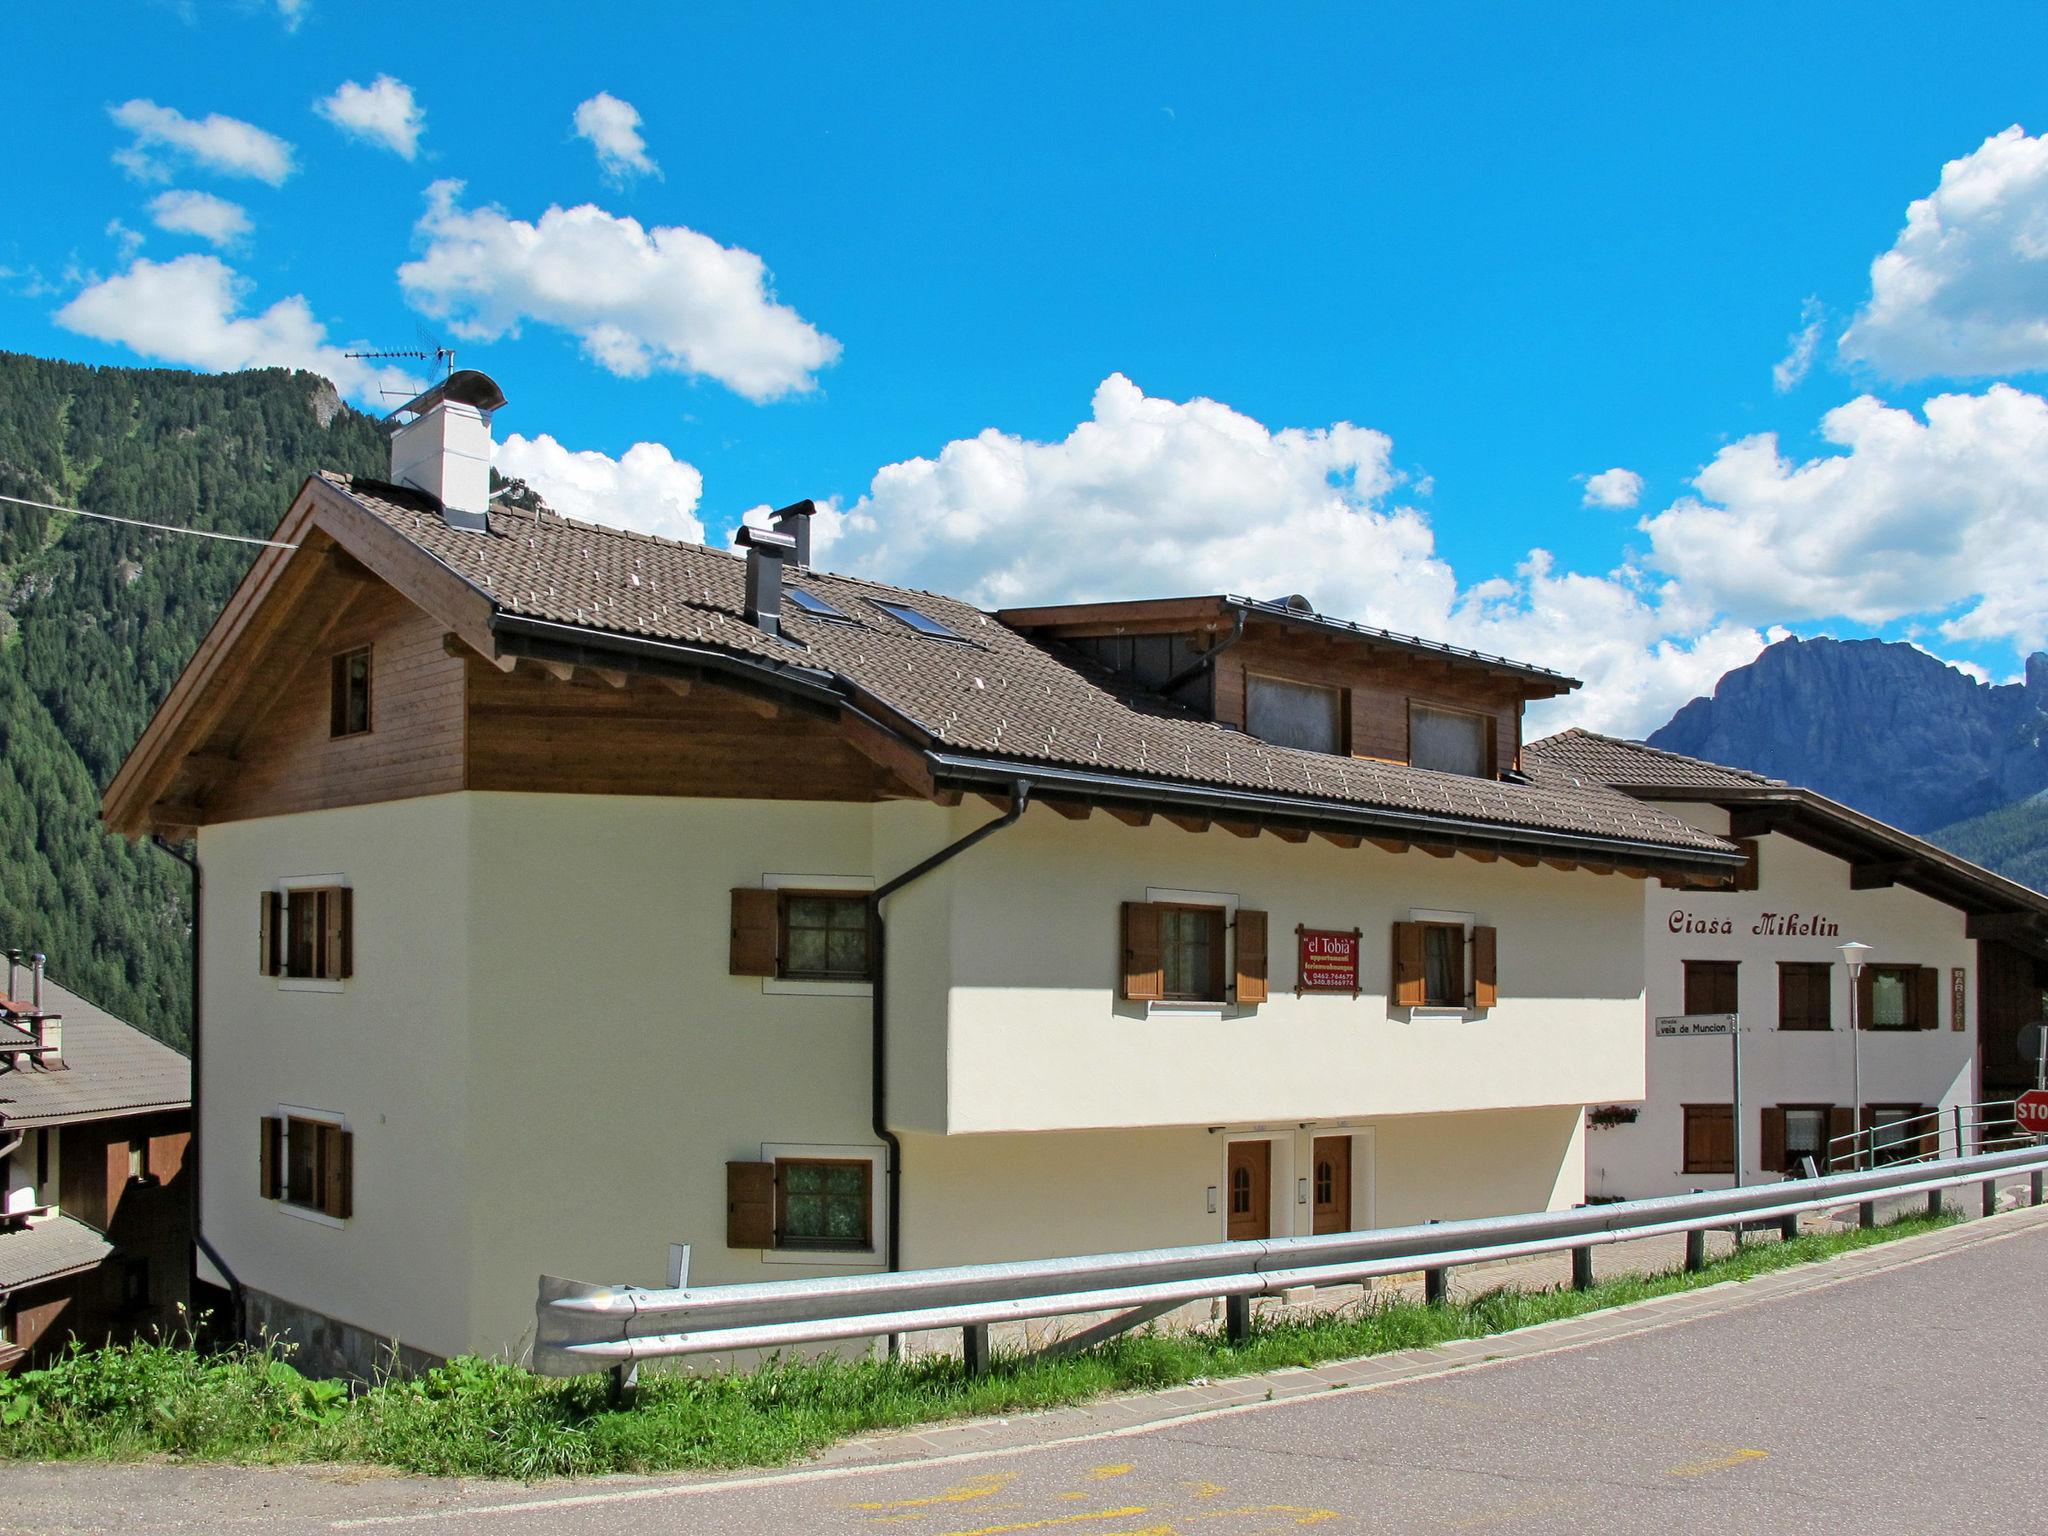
1390, 922, 1426, 1008
726, 1161, 776, 1247
259, 891, 281, 977
1120, 901, 1163, 1002
259, 1116, 282, 1199
1855, 967, 1875, 1029
323, 888, 354, 981
1760, 1107, 1786, 1175
1914, 966, 1939, 1030
1234, 909, 1268, 1005
1915, 1106, 1940, 1160
319, 1124, 353, 1219
1828, 1107, 1854, 1170
729, 888, 780, 976
1471, 926, 1499, 1009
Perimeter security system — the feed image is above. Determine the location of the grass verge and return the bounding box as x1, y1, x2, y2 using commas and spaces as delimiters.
0, 1211, 1954, 1479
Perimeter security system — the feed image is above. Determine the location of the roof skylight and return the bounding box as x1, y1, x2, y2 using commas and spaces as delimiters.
871, 599, 964, 640
787, 587, 854, 622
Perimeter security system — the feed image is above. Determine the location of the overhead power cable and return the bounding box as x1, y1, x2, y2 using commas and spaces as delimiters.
0, 491, 299, 550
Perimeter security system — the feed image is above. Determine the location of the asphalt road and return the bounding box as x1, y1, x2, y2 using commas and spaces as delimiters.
8, 1215, 2044, 1535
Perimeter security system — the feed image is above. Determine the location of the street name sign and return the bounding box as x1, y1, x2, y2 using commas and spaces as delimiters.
2015, 1089, 2048, 1137
1654, 1013, 1738, 1037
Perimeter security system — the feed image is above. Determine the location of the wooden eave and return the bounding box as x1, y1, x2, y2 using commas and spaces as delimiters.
102, 475, 498, 838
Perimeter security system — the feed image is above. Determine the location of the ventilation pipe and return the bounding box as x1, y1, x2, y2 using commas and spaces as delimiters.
386, 370, 508, 532
769, 499, 819, 569
29, 953, 56, 1065
737, 525, 796, 638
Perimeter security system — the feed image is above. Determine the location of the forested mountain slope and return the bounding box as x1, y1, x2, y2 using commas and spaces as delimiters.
0, 353, 387, 1046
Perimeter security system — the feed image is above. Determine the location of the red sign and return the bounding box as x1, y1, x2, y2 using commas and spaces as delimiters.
2016, 1090, 2048, 1137
1296, 927, 1361, 997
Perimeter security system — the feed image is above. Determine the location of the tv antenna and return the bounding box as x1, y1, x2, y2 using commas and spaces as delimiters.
349, 328, 458, 398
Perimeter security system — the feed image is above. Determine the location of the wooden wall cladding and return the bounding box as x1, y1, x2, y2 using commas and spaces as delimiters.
198, 581, 466, 825
1212, 632, 1524, 772
464, 659, 902, 802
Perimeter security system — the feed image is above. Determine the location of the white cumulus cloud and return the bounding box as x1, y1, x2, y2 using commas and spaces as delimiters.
53, 253, 417, 406
572, 92, 659, 182
315, 76, 424, 160
1772, 296, 1825, 392
494, 433, 705, 544
276, 0, 309, 29
1640, 383, 2048, 652
749, 374, 1769, 737
1581, 467, 1643, 509
147, 189, 251, 248
398, 180, 839, 402
1840, 124, 2048, 380
110, 99, 295, 185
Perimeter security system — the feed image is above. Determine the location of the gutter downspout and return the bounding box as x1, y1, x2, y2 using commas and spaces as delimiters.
1157, 610, 1246, 703
153, 836, 244, 1341
870, 779, 1033, 1286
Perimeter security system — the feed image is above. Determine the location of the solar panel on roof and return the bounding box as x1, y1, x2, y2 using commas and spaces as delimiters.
787, 587, 853, 621
871, 599, 963, 640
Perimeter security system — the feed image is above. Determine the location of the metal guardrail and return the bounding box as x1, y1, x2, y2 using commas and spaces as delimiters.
532, 1142, 2048, 1378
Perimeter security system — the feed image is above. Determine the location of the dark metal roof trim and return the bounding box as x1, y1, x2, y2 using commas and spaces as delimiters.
1222, 595, 1581, 689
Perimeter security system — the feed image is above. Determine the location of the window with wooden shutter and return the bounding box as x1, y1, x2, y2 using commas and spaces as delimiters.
1914, 966, 1939, 1031
259, 1116, 282, 1199
1777, 962, 1832, 1030
259, 891, 281, 977
778, 891, 873, 980
320, 1124, 353, 1219
729, 888, 780, 977
1471, 925, 1498, 1009
330, 646, 372, 738
1760, 1107, 1785, 1176
727, 1161, 777, 1248
1234, 909, 1268, 1005
1682, 1103, 1734, 1174
1390, 921, 1426, 1008
1864, 965, 1920, 1029
1120, 901, 1164, 1002
273, 887, 351, 981
776, 1158, 873, 1250
1683, 959, 1739, 1016
324, 888, 353, 981
276, 1114, 352, 1218
1779, 1105, 1831, 1175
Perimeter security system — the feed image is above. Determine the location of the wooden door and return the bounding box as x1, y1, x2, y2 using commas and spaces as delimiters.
1226, 1140, 1271, 1241
1311, 1135, 1352, 1235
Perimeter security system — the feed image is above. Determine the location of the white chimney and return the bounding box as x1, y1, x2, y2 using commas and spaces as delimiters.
387, 370, 508, 532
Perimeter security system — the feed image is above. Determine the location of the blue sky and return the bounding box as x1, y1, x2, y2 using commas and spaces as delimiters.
6, 3, 2048, 733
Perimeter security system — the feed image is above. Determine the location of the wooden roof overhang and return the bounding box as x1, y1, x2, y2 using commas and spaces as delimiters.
998, 594, 1581, 699
102, 478, 1739, 883
1619, 782, 2048, 959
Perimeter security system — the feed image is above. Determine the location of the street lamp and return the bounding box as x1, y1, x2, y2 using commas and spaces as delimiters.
1840, 940, 1872, 1168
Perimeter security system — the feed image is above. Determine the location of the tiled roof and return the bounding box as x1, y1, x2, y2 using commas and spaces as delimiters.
0, 1214, 112, 1291
0, 974, 189, 1130
327, 476, 1735, 860
1526, 729, 1786, 792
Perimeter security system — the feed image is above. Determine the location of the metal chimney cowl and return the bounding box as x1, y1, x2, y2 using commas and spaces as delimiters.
736, 524, 797, 639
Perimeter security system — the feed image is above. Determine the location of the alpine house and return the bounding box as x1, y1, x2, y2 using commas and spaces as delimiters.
103, 372, 1743, 1374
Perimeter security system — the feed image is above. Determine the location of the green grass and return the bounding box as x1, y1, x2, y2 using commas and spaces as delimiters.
0, 1211, 1954, 1479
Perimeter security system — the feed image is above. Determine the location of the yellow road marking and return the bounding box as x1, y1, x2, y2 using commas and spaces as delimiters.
1184, 1482, 1229, 1500
939, 1507, 1151, 1536
1667, 1448, 1769, 1478
1086, 1464, 1136, 1481
1196, 1508, 1340, 1527
855, 1472, 1019, 1510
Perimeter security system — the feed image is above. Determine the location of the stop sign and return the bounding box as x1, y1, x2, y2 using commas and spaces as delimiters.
2016, 1090, 2048, 1137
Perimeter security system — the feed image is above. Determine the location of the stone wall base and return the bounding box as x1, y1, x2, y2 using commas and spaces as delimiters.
242, 1285, 443, 1383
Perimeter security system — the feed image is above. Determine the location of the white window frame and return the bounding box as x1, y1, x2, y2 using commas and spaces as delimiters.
757, 1140, 887, 1268
273, 873, 350, 994
1407, 906, 1477, 1019
760, 874, 875, 997
1146, 886, 1239, 1017
272, 1102, 349, 1229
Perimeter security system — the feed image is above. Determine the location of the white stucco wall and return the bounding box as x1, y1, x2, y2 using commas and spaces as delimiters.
1586, 803, 1978, 1200
198, 791, 1650, 1360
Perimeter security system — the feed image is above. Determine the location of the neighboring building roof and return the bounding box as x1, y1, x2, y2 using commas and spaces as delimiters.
0, 1214, 113, 1292
1528, 729, 2048, 948
0, 974, 189, 1130
998, 593, 1581, 694
1528, 728, 1787, 792
308, 477, 1732, 866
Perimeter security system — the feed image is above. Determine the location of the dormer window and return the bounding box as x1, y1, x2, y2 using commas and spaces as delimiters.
1410, 703, 1491, 777
1246, 675, 1344, 755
